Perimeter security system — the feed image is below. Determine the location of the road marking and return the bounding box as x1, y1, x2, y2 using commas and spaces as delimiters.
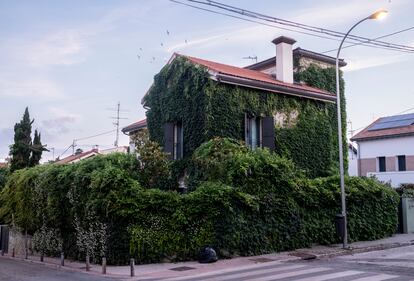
293, 270, 363, 281
351, 274, 399, 281
163, 263, 306, 281
247, 267, 330, 281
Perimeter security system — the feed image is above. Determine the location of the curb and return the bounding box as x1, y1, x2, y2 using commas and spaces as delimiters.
311, 240, 414, 260
0, 255, 125, 279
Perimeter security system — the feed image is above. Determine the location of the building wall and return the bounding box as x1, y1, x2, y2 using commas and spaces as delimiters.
358, 135, 414, 158
348, 147, 358, 176
357, 136, 414, 187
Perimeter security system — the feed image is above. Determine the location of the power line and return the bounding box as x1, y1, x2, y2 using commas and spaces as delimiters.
75, 130, 116, 142
173, 0, 414, 53
170, 0, 347, 43
189, 0, 414, 52
57, 129, 117, 159
322, 26, 414, 54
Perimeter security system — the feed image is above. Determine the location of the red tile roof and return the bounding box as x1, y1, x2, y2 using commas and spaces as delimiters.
122, 119, 147, 134
182, 54, 334, 98
55, 149, 99, 164
351, 117, 414, 142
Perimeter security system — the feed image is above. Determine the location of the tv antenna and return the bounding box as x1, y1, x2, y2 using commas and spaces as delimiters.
242, 56, 258, 63
108, 102, 129, 147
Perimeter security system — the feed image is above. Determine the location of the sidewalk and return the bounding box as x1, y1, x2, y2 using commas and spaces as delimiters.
2, 233, 414, 280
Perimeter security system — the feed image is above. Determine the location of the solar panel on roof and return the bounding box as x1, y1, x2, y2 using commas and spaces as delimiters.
368, 113, 414, 131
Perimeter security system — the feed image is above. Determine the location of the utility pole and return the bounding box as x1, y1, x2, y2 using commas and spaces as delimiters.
72, 140, 76, 155
108, 102, 128, 147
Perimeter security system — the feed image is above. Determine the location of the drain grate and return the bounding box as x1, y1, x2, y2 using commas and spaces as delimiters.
249, 257, 275, 263
169, 266, 196, 271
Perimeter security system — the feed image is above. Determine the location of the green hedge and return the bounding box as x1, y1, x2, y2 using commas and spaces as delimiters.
126, 138, 398, 262
0, 139, 399, 264
0, 153, 141, 264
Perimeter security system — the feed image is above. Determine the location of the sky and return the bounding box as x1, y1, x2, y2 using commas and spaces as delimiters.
0, 0, 413, 162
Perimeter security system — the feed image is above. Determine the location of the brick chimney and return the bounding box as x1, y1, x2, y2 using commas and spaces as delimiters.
272, 36, 296, 83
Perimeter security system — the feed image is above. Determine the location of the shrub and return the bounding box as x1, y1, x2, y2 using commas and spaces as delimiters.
0, 167, 9, 191
0, 153, 142, 264
190, 137, 298, 195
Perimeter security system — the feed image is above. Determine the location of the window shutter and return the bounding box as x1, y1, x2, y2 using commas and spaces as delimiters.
262, 116, 275, 151
244, 113, 249, 145
164, 123, 174, 159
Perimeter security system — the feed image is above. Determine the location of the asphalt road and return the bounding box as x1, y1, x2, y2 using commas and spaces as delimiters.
0, 257, 122, 281
2, 246, 414, 281
154, 245, 414, 281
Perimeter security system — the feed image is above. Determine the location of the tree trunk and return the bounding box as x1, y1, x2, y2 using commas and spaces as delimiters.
24, 230, 28, 259
86, 254, 90, 271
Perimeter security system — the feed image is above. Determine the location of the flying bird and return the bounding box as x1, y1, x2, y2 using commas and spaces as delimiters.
185, 39, 188, 44
166, 30, 170, 35
137, 55, 140, 59
161, 42, 164, 46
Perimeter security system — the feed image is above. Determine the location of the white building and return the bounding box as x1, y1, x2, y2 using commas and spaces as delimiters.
348, 143, 358, 177
351, 113, 414, 187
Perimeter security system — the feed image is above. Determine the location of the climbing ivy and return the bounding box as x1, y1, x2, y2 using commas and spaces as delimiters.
143, 57, 347, 178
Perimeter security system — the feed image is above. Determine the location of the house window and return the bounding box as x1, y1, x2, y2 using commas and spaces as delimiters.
398, 155, 406, 171
378, 156, 386, 172
164, 122, 183, 160
245, 116, 262, 150
173, 123, 183, 160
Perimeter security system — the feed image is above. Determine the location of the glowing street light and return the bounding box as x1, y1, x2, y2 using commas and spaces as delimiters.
335, 9, 388, 249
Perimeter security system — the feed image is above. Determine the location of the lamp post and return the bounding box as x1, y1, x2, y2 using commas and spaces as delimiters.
336, 9, 388, 249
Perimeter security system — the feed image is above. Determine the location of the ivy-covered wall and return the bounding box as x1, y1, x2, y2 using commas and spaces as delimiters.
143, 57, 347, 178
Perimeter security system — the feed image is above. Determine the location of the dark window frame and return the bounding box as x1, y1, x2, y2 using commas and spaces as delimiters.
378, 156, 386, 172
245, 115, 263, 150
173, 123, 183, 160
398, 155, 406, 171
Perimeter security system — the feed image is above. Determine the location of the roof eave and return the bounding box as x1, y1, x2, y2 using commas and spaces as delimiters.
351, 131, 414, 142
215, 73, 336, 103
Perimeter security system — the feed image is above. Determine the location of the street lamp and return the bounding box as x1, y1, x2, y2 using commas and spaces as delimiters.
335, 9, 388, 249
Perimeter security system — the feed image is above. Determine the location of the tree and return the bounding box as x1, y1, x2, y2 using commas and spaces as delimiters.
29, 130, 48, 167
10, 108, 33, 172
9, 108, 47, 171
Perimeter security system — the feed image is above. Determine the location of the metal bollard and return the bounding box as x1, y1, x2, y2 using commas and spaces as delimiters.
12, 248, 15, 258
102, 257, 107, 274
86, 254, 90, 271
60, 252, 64, 266
130, 258, 135, 277
1, 249, 4, 256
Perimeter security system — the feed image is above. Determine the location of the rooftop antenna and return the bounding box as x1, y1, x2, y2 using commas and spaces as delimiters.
242, 56, 258, 63
108, 102, 129, 147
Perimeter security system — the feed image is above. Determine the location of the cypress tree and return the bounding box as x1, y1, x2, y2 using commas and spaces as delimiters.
30, 129, 47, 167
9, 107, 33, 172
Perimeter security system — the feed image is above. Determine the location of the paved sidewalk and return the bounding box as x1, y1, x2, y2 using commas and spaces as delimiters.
2, 234, 414, 280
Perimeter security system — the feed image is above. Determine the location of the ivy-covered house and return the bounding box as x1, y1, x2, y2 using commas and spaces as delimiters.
142, 36, 347, 178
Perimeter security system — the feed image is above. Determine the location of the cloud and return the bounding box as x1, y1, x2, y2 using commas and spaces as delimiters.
23, 30, 86, 67
38, 107, 81, 141
344, 53, 407, 72
10, 3, 150, 68
0, 77, 65, 99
